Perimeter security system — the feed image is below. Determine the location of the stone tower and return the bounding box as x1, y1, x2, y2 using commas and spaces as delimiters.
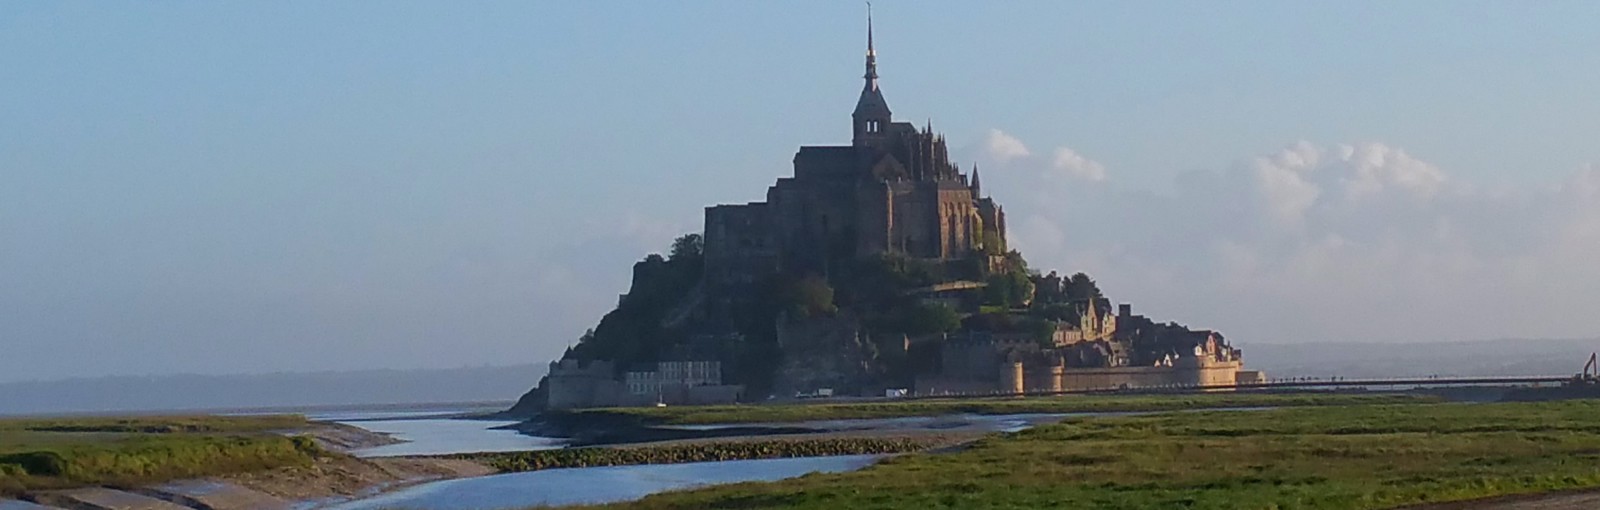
701, 10, 1009, 297
852, 8, 890, 149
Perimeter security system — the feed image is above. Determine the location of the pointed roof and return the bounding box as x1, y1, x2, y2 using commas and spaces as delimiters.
853, 5, 890, 119
970, 165, 983, 195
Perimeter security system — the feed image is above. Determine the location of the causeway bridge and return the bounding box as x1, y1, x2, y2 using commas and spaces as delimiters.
909, 375, 1577, 399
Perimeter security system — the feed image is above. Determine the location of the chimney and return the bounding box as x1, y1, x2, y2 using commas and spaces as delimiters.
1118, 303, 1132, 319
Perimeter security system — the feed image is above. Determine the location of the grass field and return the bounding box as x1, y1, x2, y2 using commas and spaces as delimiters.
0, 414, 321, 496
569, 392, 1439, 425
582, 400, 1600, 510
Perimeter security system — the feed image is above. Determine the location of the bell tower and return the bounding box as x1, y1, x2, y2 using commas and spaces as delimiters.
852, 6, 891, 148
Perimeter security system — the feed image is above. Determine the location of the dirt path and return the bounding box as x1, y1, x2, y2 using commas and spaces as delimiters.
1396, 489, 1600, 510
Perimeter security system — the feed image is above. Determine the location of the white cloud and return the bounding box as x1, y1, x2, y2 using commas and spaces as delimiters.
993, 141, 1600, 346
1332, 143, 1445, 200
982, 129, 1031, 163
1051, 147, 1108, 182
1251, 143, 1321, 227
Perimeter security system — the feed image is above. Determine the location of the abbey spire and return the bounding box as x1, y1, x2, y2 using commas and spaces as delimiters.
864, 4, 878, 84
852, 4, 891, 147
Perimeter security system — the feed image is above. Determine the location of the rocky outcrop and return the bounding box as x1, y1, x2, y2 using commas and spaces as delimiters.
773, 314, 880, 396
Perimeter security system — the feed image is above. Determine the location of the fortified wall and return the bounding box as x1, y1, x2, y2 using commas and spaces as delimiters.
921, 354, 1246, 395
917, 302, 1257, 395
545, 359, 743, 410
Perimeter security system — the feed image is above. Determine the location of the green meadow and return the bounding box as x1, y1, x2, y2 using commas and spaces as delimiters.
584, 400, 1600, 510
0, 414, 320, 496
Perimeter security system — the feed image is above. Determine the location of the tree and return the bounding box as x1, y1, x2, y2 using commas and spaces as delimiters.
961, 311, 1019, 332
1063, 272, 1103, 303
669, 233, 704, 262
984, 269, 1035, 308
891, 303, 961, 336
1022, 317, 1059, 348
784, 276, 837, 319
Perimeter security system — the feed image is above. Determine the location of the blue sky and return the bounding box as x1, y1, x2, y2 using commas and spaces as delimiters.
4, 2, 1600, 382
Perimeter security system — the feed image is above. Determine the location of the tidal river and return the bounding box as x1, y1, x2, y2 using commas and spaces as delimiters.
339, 417, 565, 457
319, 407, 1223, 508
327, 455, 882, 510
317, 409, 879, 509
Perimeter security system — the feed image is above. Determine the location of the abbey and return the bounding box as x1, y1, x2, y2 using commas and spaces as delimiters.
702, 17, 1005, 292
514, 14, 1255, 412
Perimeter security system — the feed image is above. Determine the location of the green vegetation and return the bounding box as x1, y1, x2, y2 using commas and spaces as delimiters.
781, 276, 838, 319
457, 437, 949, 473
589, 401, 1600, 509
567, 392, 1436, 425
564, 234, 706, 366
884, 303, 960, 337
981, 254, 1034, 308
551, 232, 788, 396
0, 415, 321, 496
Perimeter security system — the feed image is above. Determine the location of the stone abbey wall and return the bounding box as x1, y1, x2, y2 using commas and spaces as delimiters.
545, 360, 622, 410
703, 202, 777, 289
920, 358, 1246, 396
1057, 360, 1243, 391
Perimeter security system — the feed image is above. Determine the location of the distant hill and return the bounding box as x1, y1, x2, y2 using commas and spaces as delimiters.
1242, 338, 1600, 380
0, 364, 546, 416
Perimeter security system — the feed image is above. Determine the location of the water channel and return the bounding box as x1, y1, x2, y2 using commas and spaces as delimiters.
320, 407, 1260, 508
326, 455, 882, 510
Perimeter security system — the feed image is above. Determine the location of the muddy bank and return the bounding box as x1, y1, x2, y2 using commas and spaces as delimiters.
229, 420, 495, 506
286, 421, 406, 451
222, 455, 493, 505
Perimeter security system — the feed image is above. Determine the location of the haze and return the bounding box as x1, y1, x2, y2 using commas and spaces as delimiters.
4, 2, 1600, 383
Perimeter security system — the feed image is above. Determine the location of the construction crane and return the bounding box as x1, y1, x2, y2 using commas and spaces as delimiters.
1573, 352, 1599, 385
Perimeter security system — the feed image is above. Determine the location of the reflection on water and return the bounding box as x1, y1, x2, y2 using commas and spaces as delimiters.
328, 454, 881, 510
340, 417, 565, 457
